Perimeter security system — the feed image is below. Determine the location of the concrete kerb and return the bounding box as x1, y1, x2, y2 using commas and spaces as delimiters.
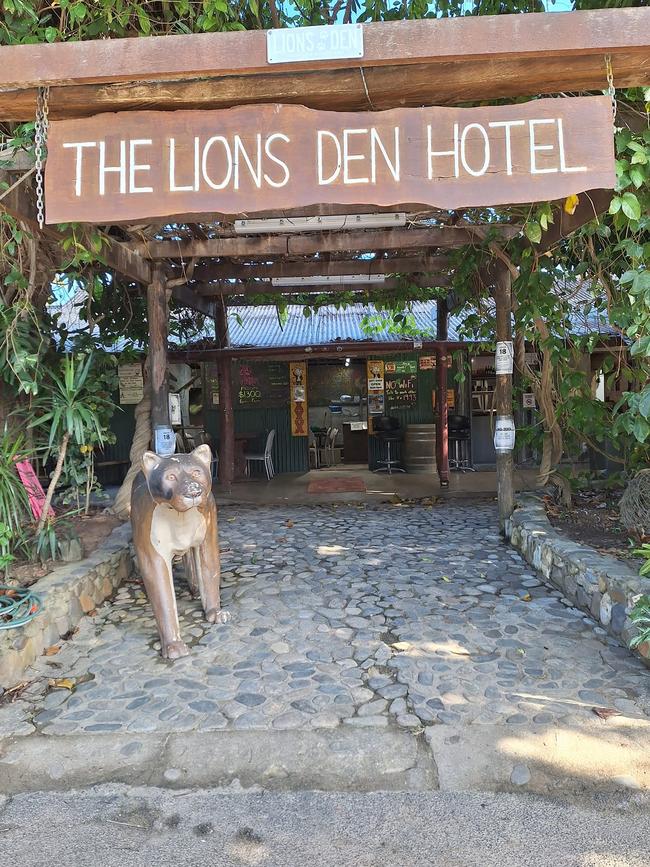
0, 524, 133, 690
2, 720, 650, 796
0, 727, 437, 795
426, 717, 650, 794
506, 494, 650, 667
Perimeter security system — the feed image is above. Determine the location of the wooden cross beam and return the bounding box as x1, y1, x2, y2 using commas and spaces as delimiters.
0, 169, 151, 285
169, 339, 467, 364
193, 275, 450, 296
170, 254, 451, 282
170, 285, 215, 316
0, 9, 648, 120
138, 226, 518, 260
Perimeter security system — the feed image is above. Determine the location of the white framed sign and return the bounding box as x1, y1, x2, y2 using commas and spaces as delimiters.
495, 341, 514, 375
169, 393, 182, 426
523, 392, 536, 409
494, 415, 516, 452
267, 24, 363, 64
118, 362, 144, 404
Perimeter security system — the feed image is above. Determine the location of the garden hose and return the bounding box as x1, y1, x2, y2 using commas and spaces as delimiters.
0, 585, 43, 629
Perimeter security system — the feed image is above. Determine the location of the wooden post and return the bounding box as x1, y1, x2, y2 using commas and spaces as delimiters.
214, 301, 235, 492
436, 348, 449, 487
494, 263, 515, 532
436, 300, 449, 487
147, 267, 170, 447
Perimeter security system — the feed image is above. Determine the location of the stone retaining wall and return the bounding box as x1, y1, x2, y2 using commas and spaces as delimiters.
507, 494, 649, 665
0, 524, 133, 689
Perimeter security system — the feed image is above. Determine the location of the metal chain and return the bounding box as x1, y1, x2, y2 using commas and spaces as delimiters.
604, 54, 617, 132
34, 86, 50, 229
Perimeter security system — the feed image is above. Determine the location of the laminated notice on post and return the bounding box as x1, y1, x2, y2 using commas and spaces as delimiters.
154, 426, 176, 456
495, 341, 514, 375
494, 416, 516, 452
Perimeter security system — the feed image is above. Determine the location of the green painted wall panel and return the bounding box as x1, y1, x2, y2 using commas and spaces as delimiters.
206, 404, 308, 476
97, 400, 135, 486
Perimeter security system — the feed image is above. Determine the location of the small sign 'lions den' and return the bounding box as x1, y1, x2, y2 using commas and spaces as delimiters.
130, 444, 230, 659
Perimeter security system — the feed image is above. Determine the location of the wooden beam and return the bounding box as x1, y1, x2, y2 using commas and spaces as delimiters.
170, 285, 215, 317
468, 188, 614, 306
141, 226, 517, 260
214, 303, 235, 492
147, 268, 171, 441
0, 169, 151, 284
169, 339, 466, 363
436, 347, 449, 487
435, 299, 449, 486
537, 189, 613, 254
222, 291, 439, 307
194, 275, 450, 296
0, 168, 40, 232
0, 147, 33, 170
103, 239, 151, 285
0, 10, 648, 122
175, 254, 451, 282
4, 50, 647, 121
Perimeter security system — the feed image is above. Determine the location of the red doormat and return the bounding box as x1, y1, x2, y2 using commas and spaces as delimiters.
307, 476, 366, 494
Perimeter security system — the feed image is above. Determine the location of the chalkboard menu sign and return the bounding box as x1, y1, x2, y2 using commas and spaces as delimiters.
385, 360, 417, 409
234, 361, 289, 407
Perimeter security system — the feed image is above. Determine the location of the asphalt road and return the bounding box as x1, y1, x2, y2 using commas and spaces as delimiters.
0, 786, 648, 867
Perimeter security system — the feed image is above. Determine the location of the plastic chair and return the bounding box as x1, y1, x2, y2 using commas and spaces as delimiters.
244, 429, 276, 479
308, 430, 319, 469
318, 427, 340, 467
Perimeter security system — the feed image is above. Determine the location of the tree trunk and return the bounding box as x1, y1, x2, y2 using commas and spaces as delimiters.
37, 432, 70, 536
215, 302, 235, 492
436, 300, 449, 487
494, 263, 515, 532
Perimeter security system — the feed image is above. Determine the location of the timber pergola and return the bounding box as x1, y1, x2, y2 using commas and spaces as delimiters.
0, 8, 648, 119
1, 9, 649, 529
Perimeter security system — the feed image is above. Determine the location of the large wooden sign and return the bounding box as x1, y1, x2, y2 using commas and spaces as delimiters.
45, 97, 615, 224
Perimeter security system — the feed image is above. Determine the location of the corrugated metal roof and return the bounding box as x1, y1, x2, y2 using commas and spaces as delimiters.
227, 302, 439, 347
226, 287, 617, 349
48, 279, 619, 353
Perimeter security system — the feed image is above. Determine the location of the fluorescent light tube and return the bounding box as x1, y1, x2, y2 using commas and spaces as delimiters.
234, 213, 407, 234
270, 274, 387, 287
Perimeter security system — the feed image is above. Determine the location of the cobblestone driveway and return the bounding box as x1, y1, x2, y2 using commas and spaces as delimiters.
3, 502, 650, 738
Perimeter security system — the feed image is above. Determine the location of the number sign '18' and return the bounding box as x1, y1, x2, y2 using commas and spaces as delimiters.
45, 97, 615, 224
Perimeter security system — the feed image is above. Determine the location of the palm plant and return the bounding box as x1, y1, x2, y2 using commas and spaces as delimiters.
29, 354, 116, 536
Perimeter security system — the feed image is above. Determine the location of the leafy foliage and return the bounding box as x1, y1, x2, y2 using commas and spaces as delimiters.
632, 543, 650, 578
629, 595, 650, 650
0, 428, 32, 539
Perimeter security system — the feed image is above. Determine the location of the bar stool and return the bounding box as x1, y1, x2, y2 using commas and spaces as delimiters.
448, 414, 475, 472
373, 416, 405, 474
